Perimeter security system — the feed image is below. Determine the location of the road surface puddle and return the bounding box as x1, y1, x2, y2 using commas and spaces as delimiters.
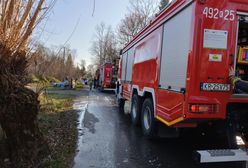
83, 110, 99, 134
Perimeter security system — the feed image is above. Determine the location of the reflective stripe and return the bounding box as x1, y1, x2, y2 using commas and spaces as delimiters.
156, 116, 184, 126
229, 76, 241, 86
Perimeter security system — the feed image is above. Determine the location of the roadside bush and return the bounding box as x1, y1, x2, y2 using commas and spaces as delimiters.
31, 74, 40, 83
47, 76, 61, 83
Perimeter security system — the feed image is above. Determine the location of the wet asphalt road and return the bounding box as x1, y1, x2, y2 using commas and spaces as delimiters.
73, 89, 238, 168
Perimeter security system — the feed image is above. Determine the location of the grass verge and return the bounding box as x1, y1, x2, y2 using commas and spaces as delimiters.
38, 89, 79, 168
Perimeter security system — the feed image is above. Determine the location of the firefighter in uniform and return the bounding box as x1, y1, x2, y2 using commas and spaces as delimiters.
229, 67, 248, 93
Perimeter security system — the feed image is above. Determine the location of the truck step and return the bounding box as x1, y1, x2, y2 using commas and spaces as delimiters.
196, 149, 248, 163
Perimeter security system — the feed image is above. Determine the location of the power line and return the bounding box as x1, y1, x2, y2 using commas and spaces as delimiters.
92, 0, 96, 17
55, 14, 82, 57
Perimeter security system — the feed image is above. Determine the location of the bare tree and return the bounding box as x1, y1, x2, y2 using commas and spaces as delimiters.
0, 0, 56, 167
117, 12, 146, 46
29, 43, 50, 78
159, 0, 171, 11
90, 23, 119, 65
117, 0, 160, 46
128, 0, 159, 27
28, 43, 81, 81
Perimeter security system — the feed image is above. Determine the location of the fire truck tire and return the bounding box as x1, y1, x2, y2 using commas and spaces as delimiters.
141, 98, 157, 138
118, 98, 125, 114
131, 94, 141, 126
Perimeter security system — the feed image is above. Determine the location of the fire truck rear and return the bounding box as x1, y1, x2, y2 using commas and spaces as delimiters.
117, 0, 248, 164
96, 62, 118, 90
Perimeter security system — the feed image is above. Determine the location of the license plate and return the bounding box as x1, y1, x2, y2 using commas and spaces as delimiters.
200, 83, 231, 92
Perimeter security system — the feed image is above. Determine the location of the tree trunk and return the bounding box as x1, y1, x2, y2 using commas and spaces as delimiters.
0, 45, 48, 167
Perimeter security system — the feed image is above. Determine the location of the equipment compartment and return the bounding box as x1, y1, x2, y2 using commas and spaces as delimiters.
236, 15, 248, 82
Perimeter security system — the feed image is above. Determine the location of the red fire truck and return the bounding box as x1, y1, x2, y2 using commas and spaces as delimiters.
95, 62, 118, 90
117, 0, 248, 163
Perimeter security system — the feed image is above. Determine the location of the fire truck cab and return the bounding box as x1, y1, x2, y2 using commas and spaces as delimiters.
117, 0, 248, 152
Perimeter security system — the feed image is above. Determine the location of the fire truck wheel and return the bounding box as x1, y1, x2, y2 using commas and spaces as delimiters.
141, 98, 157, 138
118, 98, 125, 114
131, 94, 141, 126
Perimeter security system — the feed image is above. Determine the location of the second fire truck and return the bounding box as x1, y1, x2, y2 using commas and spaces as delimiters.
95, 62, 118, 90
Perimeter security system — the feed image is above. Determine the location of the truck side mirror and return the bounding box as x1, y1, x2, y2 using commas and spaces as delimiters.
119, 49, 123, 56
